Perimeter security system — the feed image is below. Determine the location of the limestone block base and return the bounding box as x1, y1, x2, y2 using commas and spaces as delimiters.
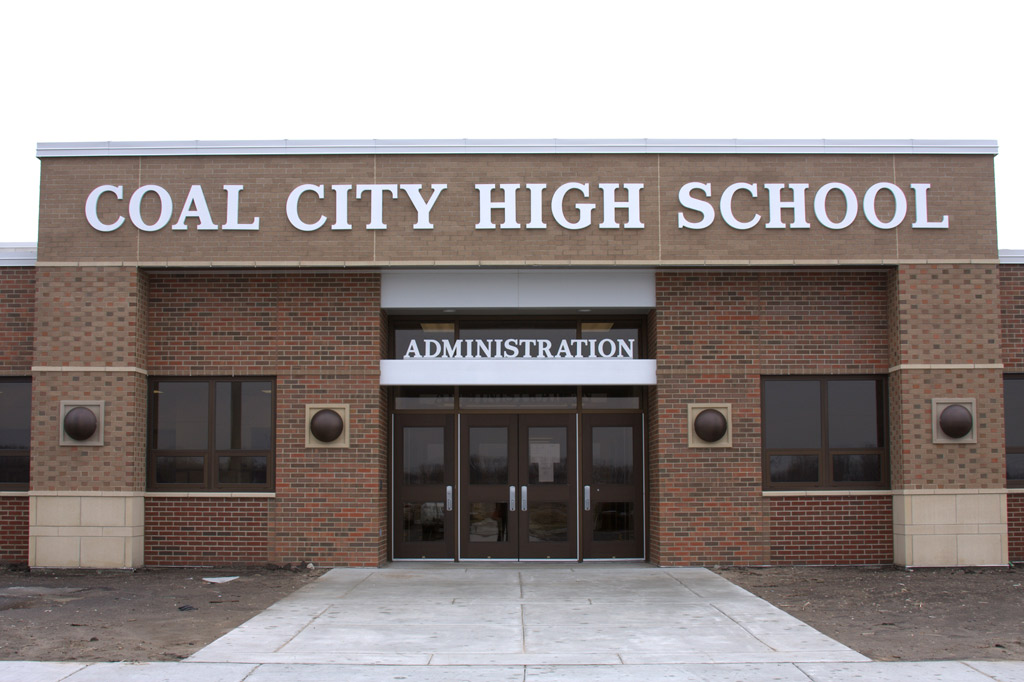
893, 489, 1008, 567
29, 492, 145, 569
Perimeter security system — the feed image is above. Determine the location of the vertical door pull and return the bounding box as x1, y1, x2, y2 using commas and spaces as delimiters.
446, 485, 453, 511
521, 486, 528, 511
509, 485, 516, 512
584, 485, 591, 511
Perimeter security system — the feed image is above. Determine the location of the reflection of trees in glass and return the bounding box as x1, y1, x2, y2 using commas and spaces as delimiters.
469, 428, 508, 484
0, 455, 29, 483
403, 502, 444, 542
592, 426, 633, 484
469, 503, 507, 541
528, 503, 567, 542
593, 502, 633, 541
403, 428, 445, 485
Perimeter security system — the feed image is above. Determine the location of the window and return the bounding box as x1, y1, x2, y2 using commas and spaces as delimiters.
0, 378, 31, 491
1005, 375, 1024, 487
762, 376, 887, 489
148, 378, 274, 491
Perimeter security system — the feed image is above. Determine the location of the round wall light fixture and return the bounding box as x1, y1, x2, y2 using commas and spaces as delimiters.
310, 408, 345, 443
938, 404, 973, 439
64, 406, 98, 441
693, 408, 728, 443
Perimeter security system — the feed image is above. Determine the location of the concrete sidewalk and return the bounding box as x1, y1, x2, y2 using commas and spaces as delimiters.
2, 564, 1024, 680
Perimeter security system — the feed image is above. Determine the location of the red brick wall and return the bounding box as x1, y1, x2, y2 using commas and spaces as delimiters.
1010, 494, 1024, 563
1001, 266, 1024, 373
146, 272, 384, 567
0, 268, 34, 374
145, 498, 269, 566
0, 496, 29, 563
769, 496, 893, 565
652, 270, 890, 566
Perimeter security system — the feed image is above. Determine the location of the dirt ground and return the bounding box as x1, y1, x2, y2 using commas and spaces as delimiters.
0, 564, 325, 662
1, 563, 1022, 663
717, 565, 1024, 661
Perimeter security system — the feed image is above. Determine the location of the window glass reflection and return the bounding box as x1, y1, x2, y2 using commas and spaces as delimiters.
154, 383, 209, 450
403, 502, 445, 542
832, 453, 881, 482
469, 427, 508, 484
155, 456, 205, 484
218, 455, 267, 485
592, 426, 633, 484
769, 455, 819, 483
216, 381, 272, 450
460, 388, 576, 410
528, 503, 568, 542
593, 502, 634, 541
1005, 378, 1024, 449
828, 381, 880, 448
0, 380, 31, 450
470, 502, 509, 542
528, 427, 567, 485
764, 381, 821, 449
403, 427, 445, 485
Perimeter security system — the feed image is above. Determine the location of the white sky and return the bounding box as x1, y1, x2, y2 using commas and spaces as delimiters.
2, 0, 1020, 247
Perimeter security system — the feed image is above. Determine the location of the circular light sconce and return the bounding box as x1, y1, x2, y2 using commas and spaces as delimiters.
938, 404, 973, 439
693, 408, 728, 443
64, 406, 98, 441
305, 404, 350, 448
310, 408, 345, 443
688, 403, 732, 448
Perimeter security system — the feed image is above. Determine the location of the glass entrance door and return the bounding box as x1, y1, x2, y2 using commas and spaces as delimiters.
460, 414, 577, 560
393, 414, 456, 559
393, 409, 643, 561
580, 413, 644, 559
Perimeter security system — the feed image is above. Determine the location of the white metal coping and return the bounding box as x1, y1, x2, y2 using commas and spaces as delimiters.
8, 246, 1024, 266
0, 243, 37, 265
36, 138, 998, 157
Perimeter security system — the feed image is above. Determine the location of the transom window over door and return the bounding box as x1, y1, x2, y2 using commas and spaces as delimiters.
148, 378, 274, 491
762, 376, 888, 489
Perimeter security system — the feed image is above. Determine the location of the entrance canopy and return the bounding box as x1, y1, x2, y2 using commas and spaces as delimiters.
380, 269, 657, 386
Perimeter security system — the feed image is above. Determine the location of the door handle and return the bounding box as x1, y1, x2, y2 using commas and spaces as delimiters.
509, 485, 516, 512
521, 486, 528, 511
446, 485, 453, 512
584, 485, 591, 511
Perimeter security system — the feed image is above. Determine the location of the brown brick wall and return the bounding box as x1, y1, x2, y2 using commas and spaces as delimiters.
146, 272, 384, 566
0, 496, 29, 563
0, 268, 34, 374
33, 266, 147, 368
145, 498, 269, 566
651, 270, 890, 565
38, 153, 996, 266
29, 267, 148, 491
769, 496, 893, 565
29, 373, 148, 491
1010, 494, 1024, 563
889, 264, 1004, 490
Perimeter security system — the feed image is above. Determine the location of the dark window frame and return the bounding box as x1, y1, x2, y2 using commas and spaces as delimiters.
0, 377, 31, 491
761, 375, 889, 490
1004, 374, 1024, 488
147, 377, 275, 492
